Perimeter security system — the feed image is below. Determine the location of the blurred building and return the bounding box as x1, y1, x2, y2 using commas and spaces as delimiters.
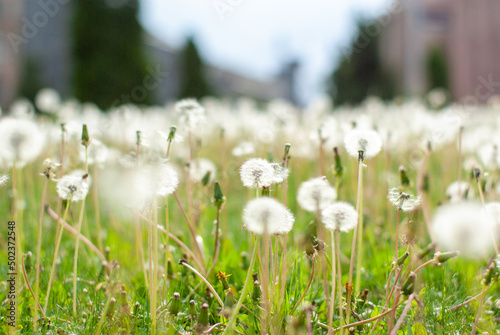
380, 0, 500, 102
0, 0, 298, 109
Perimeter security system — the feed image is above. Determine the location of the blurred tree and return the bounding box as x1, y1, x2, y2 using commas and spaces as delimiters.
18, 56, 45, 103
72, 0, 153, 109
427, 47, 449, 90
178, 37, 214, 99
328, 21, 395, 106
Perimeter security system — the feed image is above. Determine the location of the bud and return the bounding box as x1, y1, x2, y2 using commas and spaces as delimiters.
120, 286, 128, 306
482, 263, 499, 286
169, 292, 181, 315
394, 251, 409, 266
252, 280, 261, 302
195, 303, 210, 334
106, 297, 116, 318
167, 126, 177, 142
81, 124, 91, 147
284, 143, 291, 158
434, 251, 459, 264
401, 272, 416, 296
213, 181, 225, 209
399, 165, 410, 187
474, 168, 481, 182
133, 302, 140, 315
136, 130, 141, 146
105, 246, 111, 261
333, 147, 344, 178
418, 244, 434, 260
189, 300, 197, 317
201, 171, 212, 186
222, 289, 236, 318
261, 186, 270, 197
167, 259, 174, 278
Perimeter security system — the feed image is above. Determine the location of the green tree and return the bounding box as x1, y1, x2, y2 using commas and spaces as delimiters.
178, 37, 213, 99
72, 0, 152, 109
427, 47, 449, 90
328, 21, 395, 106
18, 56, 45, 103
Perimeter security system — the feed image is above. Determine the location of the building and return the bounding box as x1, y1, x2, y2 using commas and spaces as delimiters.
0, 0, 298, 109
380, 0, 500, 103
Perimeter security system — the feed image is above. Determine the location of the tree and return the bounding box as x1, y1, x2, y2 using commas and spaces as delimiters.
328, 21, 395, 106
178, 37, 213, 99
427, 47, 449, 91
72, 0, 152, 109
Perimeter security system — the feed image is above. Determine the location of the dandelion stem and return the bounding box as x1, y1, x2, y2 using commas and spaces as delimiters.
336, 231, 344, 331
148, 207, 156, 335
328, 230, 336, 334
180, 260, 224, 307
389, 294, 415, 335
395, 209, 401, 259
72, 197, 86, 317
93, 164, 103, 253
451, 283, 492, 311
223, 236, 260, 335
34, 177, 48, 331
471, 289, 486, 335
44, 199, 70, 314
21, 253, 46, 320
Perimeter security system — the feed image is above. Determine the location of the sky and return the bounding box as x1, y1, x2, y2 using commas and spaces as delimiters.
139, 0, 392, 104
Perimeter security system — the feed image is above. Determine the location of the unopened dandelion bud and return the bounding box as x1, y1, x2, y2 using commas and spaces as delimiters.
394, 251, 410, 266
195, 303, 210, 333
418, 244, 435, 259
213, 181, 224, 209
401, 272, 416, 296
434, 251, 459, 263
474, 168, 481, 182
333, 147, 344, 178
167, 126, 177, 142
482, 263, 498, 285
120, 287, 128, 306
189, 300, 197, 317
105, 246, 111, 261
399, 165, 410, 187
252, 280, 261, 302
169, 292, 181, 315
201, 171, 212, 186
133, 302, 140, 315
284, 143, 291, 158
224, 289, 236, 309
81, 124, 91, 147
261, 186, 270, 197
106, 297, 116, 318
167, 259, 174, 277
136, 130, 141, 146
217, 271, 231, 291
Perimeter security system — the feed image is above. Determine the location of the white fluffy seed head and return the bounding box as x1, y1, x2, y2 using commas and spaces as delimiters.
35, 88, 61, 113
432, 202, 494, 257
344, 128, 382, 159
446, 181, 474, 203
232, 141, 255, 157
240, 158, 275, 189
270, 163, 289, 184
176, 99, 205, 130
0, 117, 45, 167
56, 175, 89, 202
297, 176, 337, 212
243, 197, 294, 235
387, 188, 421, 212
0, 174, 8, 187
321, 202, 358, 232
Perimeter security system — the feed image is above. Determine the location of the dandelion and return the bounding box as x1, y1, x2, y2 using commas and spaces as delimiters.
35, 88, 61, 113
321, 202, 358, 232
240, 158, 275, 189
446, 181, 473, 202
297, 176, 336, 212
232, 141, 255, 157
41, 159, 60, 180
387, 188, 421, 211
344, 128, 382, 159
270, 163, 289, 184
56, 175, 89, 202
432, 202, 493, 256
243, 197, 294, 235
0, 117, 45, 167
189, 158, 216, 184
0, 174, 8, 187
176, 99, 206, 130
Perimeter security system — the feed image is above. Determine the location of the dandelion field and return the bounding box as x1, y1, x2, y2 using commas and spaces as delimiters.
1, 94, 500, 334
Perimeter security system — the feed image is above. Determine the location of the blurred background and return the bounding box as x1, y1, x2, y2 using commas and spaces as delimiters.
0, 0, 499, 110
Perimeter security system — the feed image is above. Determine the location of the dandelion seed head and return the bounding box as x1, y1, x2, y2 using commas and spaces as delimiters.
176, 99, 206, 130
387, 188, 421, 211
432, 202, 493, 257
35, 88, 61, 113
232, 141, 255, 157
446, 181, 474, 202
0, 117, 45, 167
270, 163, 289, 184
321, 202, 358, 232
344, 128, 382, 159
243, 197, 294, 235
0, 174, 8, 187
297, 176, 337, 212
56, 175, 89, 202
240, 158, 274, 189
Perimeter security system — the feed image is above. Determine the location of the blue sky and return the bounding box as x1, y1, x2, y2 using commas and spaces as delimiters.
139, 0, 392, 104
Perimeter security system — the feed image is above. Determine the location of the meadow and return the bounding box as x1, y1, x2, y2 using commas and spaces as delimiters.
1, 90, 500, 334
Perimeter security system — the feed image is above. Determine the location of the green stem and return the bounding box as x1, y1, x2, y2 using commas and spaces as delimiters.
223, 236, 259, 334
34, 177, 48, 331
72, 198, 87, 316
328, 230, 336, 334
